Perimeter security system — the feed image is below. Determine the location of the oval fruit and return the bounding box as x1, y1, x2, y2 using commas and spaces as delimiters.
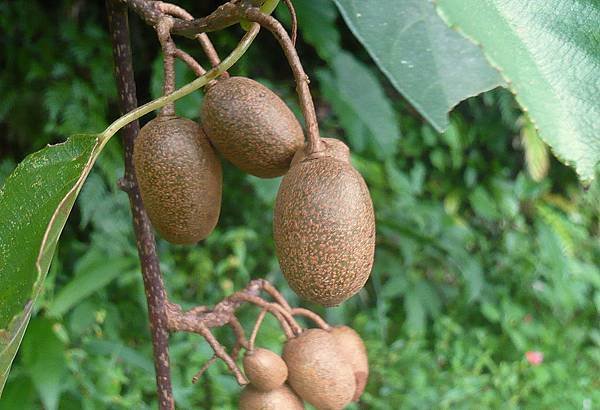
329, 326, 369, 401
283, 328, 355, 410
273, 138, 375, 306
133, 115, 222, 244
201, 76, 304, 178
243, 348, 288, 392
239, 384, 304, 410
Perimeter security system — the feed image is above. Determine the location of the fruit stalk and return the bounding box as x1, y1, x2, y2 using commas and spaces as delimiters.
156, 17, 176, 115
243, 8, 323, 154
106, 2, 174, 408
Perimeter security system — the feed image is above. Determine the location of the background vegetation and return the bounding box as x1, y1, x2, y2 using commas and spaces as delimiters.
1, 1, 598, 408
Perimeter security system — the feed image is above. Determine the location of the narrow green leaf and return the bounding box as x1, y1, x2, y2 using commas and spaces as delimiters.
521, 119, 549, 182
20, 318, 66, 410
47, 253, 133, 317
436, 0, 600, 181
334, 0, 503, 131
0, 134, 104, 394
86, 340, 154, 373
318, 51, 400, 158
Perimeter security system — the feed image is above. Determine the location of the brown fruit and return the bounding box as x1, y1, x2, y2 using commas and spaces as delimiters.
283, 328, 355, 410
273, 138, 376, 306
133, 115, 222, 244
239, 384, 304, 410
243, 348, 288, 391
329, 326, 369, 401
201, 76, 304, 178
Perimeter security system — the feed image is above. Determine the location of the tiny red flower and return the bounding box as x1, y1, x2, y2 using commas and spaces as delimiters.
525, 351, 544, 365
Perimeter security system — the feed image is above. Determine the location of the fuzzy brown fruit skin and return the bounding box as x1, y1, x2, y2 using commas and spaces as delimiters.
239, 384, 304, 410
133, 115, 222, 244
283, 328, 355, 410
329, 326, 369, 401
243, 348, 288, 392
201, 76, 304, 178
274, 138, 376, 306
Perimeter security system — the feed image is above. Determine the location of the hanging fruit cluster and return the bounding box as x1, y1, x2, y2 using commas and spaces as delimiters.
240, 329, 368, 409
134, 75, 375, 306
239, 308, 369, 410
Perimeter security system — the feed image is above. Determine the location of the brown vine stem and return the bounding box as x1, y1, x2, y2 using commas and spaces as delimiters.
244, 8, 323, 154
156, 1, 223, 70
122, 0, 244, 38
105, 1, 174, 409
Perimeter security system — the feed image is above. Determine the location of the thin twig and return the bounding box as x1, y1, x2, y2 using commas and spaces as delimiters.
282, 0, 297, 45
261, 281, 292, 311
106, 1, 173, 408
291, 308, 330, 330
249, 309, 268, 351
244, 8, 322, 154
192, 356, 217, 384
174, 48, 206, 76
232, 293, 302, 335
228, 315, 249, 352
224, 316, 251, 365
200, 326, 248, 385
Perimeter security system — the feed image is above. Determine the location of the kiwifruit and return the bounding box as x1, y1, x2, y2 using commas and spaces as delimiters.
201, 76, 304, 178
283, 328, 355, 410
239, 384, 304, 410
329, 326, 369, 401
133, 115, 222, 244
243, 348, 288, 392
273, 138, 376, 306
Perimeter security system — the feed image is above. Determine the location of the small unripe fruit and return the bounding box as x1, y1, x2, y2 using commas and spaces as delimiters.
329, 326, 369, 401
201, 76, 304, 178
283, 328, 355, 410
239, 384, 304, 410
274, 138, 375, 306
243, 348, 288, 391
133, 115, 222, 244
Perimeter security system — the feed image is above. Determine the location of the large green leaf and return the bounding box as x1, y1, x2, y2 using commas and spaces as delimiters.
291, 0, 341, 60
436, 0, 600, 182
0, 134, 104, 394
334, 0, 503, 131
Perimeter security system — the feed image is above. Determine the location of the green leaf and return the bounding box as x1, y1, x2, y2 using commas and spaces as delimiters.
47, 252, 134, 317
469, 186, 499, 220
20, 318, 66, 410
0, 134, 105, 394
436, 0, 600, 182
334, 0, 503, 131
317, 51, 400, 158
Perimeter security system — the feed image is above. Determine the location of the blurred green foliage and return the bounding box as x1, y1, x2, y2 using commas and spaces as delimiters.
1, 0, 599, 409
